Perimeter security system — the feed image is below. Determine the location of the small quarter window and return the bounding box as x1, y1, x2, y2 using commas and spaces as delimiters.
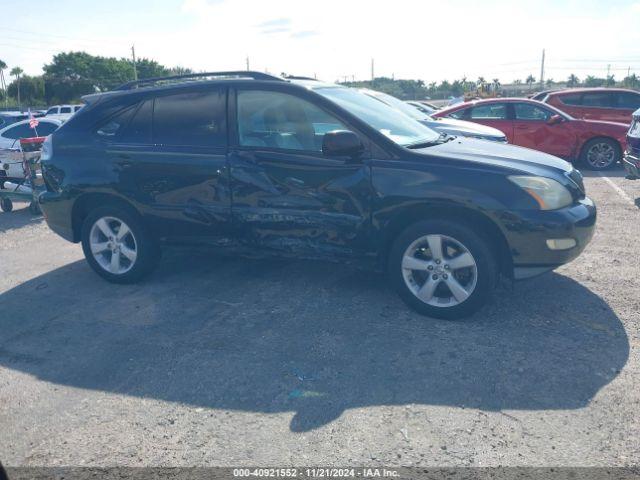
96, 105, 136, 138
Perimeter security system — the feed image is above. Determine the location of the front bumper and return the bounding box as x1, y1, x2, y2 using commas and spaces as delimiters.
499, 197, 597, 280
623, 152, 640, 179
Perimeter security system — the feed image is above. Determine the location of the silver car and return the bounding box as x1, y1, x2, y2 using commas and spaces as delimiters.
360, 89, 507, 143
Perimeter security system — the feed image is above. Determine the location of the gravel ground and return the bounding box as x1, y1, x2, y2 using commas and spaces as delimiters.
0, 171, 639, 467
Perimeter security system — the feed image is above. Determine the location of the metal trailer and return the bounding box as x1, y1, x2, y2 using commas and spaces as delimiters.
0, 136, 46, 214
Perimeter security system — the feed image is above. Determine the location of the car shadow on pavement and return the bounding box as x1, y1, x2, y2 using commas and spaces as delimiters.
0, 203, 43, 234
0, 250, 629, 432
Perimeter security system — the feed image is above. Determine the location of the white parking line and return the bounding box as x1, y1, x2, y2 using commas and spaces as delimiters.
597, 173, 635, 206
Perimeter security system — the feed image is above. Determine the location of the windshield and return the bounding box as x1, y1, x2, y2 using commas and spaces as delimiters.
316, 87, 439, 146
364, 90, 432, 122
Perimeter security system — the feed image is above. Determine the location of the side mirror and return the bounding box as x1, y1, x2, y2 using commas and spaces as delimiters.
322, 130, 364, 158
547, 114, 563, 125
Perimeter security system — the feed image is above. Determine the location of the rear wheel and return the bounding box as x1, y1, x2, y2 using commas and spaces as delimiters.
389, 220, 497, 319
580, 138, 620, 170
81, 206, 160, 283
0, 198, 13, 212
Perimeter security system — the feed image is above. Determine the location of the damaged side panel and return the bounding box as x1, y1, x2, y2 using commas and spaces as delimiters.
229, 150, 372, 259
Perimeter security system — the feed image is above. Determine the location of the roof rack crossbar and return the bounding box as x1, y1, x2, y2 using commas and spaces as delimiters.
116, 71, 284, 90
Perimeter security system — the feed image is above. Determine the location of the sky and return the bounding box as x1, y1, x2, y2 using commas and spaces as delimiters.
1, 0, 640, 85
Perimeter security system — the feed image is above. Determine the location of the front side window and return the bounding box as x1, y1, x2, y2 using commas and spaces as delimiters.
470, 104, 507, 119
46, 108, 58, 115
514, 103, 552, 121
153, 89, 226, 147
315, 87, 439, 146
237, 90, 346, 151
448, 108, 469, 119
559, 93, 582, 106
582, 92, 612, 108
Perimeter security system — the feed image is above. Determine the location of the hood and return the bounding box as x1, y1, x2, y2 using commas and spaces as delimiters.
414, 137, 573, 176
421, 117, 506, 140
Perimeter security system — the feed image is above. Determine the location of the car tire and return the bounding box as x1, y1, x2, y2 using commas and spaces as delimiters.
580, 138, 620, 170
0, 198, 13, 212
388, 219, 497, 320
81, 205, 160, 284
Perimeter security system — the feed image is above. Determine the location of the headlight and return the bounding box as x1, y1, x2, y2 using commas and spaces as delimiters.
508, 175, 573, 210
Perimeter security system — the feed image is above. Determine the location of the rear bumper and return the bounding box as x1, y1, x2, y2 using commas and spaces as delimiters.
623, 152, 640, 179
38, 190, 76, 242
502, 197, 597, 280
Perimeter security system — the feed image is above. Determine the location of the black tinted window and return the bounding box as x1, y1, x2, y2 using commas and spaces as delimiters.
582, 92, 613, 107
615, 92, 640, 109
153, 90, 226, 147
560, 93, 582, 106
37, 122, 59, 136
60, 107, 72, 114
3, 123, 35, 140
96, 105, 136, 138
120, 100, 152, 144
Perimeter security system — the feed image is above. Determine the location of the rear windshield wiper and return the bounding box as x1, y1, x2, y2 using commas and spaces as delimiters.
406, 133, 454, 149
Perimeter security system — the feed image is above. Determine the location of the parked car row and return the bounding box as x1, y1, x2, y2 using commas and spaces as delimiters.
432, 98, 629, 170
37, 71, 597, 320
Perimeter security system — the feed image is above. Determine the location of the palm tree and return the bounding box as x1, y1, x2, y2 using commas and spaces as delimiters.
525, 74, 536, 91
546, 78, 554, 87
567, 74, 579, 88
0, 59, 7, 107
10, 66, 23, 107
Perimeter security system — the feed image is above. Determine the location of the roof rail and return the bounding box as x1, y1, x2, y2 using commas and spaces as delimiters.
282, 75, 319, 81
116, 71, 284, 91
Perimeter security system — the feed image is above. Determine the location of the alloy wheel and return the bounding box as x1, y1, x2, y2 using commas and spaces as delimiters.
586, 142, 615, 169
89, 216, 138, 275
401, 234, 478, 308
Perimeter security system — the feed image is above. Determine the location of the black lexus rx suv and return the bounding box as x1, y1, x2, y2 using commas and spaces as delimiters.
39, 72, 596, 319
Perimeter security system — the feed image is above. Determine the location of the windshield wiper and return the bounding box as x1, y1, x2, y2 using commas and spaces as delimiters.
406, 132, 453, 149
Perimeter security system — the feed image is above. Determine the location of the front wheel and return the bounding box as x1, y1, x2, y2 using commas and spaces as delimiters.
0, 198, 13, 212
580, 138, 620, 170
81, 206, 160, 284
389, 220, 497, 320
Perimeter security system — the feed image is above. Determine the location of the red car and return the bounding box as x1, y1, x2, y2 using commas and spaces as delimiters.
433, 98, 628, 170
535, 88, 640, 124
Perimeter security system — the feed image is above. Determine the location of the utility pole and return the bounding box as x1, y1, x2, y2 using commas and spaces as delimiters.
371, 58, 375, 81
246, 56, 250, 71
131, 45, 138, 81
607, 64, 611, 78
539, 48, 545, 89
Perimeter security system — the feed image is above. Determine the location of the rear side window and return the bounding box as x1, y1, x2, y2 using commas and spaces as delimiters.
559, 93, 582, 106
582, 92, 613, 108
615, 92, 640, 110
120, 100, 152, 144
60, 107, 72, 114
96, 105, 137, 138
470, 104, 507, 119
153, 89, 226, 147
2, 123, 36, 140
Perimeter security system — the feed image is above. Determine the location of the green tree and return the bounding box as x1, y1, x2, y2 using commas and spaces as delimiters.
584, 75, 604, 87
567, 74, 579, 87
525, 74, 536, 91
7, 75, 45, 105
0, 59, 7, 107
546, 78, 554, 87
10, 67, 23, 106
623, 73, 639, 88
605, 75, 615, 87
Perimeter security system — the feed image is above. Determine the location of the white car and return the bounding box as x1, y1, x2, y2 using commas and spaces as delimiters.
0, 118, 61, 179
44, 104, 83, 122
